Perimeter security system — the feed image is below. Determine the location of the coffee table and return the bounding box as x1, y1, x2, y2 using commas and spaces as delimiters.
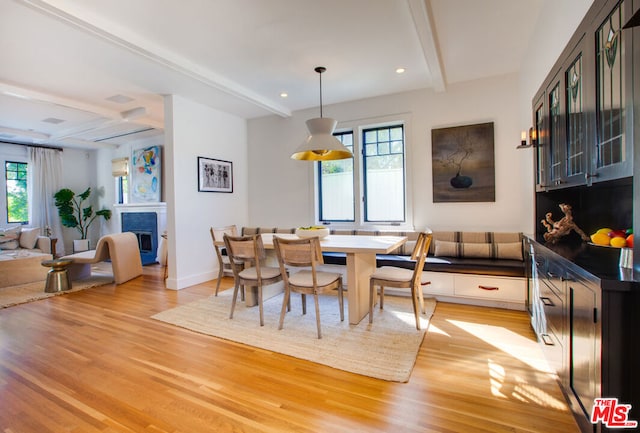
41, 258, 73, 293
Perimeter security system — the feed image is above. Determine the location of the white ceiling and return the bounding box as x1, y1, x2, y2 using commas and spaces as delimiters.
0, 0, 543, 150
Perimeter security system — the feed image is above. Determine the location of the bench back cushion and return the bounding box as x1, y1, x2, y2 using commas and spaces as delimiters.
431, 231, 523, 261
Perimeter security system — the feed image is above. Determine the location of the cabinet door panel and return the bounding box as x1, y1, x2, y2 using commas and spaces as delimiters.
569, 279, 600, 422
593, 0, 633, 181
540, 279, 565, 339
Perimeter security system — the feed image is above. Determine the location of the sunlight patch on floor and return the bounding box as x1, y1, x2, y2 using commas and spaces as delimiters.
390, 310, 430, 328
487, 359, 567, 410
425, 324, 450, 337
448, 319, 552, 373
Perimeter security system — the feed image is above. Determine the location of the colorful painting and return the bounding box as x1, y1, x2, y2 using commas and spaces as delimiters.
131, 145, 161, 202
431, 122, 495, 203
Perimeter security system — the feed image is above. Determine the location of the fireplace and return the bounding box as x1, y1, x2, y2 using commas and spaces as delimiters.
115, 203, 166, 266
121, 212, 158, 265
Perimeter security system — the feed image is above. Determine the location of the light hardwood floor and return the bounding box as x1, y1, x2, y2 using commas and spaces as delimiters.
0, 265, 580, 433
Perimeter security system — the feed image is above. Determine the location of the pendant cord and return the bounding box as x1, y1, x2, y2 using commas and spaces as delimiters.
319, 70, 323, 118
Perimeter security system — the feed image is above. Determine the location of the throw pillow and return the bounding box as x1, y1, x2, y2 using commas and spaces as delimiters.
434, 240, 523, 261
0, 226, 22, 250
19, 227, 41, 249
0, 240, 19, 250
494, 242, 524, 261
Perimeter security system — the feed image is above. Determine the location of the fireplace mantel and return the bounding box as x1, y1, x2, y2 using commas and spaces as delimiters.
114, 203, 167, 231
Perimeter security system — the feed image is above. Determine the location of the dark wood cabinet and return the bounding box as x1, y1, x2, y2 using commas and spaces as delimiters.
567, 271, 602, 431
533, 0, 634, 191
526, 239, 640, 433
530, 241, 602, 427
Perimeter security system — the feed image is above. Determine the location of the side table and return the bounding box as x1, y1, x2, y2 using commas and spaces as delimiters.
41, 258, 73, 293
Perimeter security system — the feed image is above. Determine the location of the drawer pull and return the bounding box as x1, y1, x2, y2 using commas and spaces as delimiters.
540, 296, 555, 307
478, 285, 499, 291
541, 334, 554, 346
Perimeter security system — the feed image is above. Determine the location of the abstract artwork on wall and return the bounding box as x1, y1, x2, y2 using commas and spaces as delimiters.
131, 145, 161, 202
431, 122, 495, 203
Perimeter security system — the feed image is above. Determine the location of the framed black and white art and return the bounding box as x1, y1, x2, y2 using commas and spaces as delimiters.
198, 157, 233, 193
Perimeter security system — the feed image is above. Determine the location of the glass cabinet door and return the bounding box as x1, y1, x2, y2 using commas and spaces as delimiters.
565, 52, 587, 184
594, 0, 633, 180
534, 95, 547, 192
548, 79, 564, 187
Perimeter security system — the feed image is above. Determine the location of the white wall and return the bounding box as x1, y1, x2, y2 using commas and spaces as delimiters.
164, 94, 248, 290
248, 73, 533, 233
518, 0, 595, 139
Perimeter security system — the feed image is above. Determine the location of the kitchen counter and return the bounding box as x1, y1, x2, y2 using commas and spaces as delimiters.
527, 236, 639, 290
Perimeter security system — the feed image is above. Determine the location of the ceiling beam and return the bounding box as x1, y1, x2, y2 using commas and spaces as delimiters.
407, 0, 446, 92
0, 81, 123, 120
21, 0, 293, 118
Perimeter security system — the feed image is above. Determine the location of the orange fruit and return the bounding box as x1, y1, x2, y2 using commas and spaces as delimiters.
626, 234, 634, 248
610, 237, 627, 248
590, 233, 611, 246
596, 228, 613, 235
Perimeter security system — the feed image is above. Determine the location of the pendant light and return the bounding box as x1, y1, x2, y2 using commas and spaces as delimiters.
291, 66, 353, 161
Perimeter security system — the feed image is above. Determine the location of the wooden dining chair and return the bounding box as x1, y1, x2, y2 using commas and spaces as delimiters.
210, 225, 240, 297
273, 236, 344, 339
223, 233, 283, 326
369, 230, 433, 330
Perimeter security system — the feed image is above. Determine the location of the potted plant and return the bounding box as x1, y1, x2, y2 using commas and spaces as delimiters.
54, 187, 112, 252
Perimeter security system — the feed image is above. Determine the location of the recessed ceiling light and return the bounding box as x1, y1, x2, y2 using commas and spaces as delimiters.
106, 94, 135, 104
396, 68, 406, 74
280, 92, 288, 98
42, 117, 65, 124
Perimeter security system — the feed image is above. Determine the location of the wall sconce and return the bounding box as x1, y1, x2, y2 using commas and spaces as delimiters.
517, 127, 536, 149
529, 127, 538, 147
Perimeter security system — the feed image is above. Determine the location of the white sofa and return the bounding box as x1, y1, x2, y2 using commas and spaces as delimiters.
0, 226, 53, 288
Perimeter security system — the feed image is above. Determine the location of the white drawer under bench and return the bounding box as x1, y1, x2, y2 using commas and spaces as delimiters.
422, 271, 526, 311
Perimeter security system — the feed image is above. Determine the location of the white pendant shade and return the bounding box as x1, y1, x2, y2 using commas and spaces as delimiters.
291, 117, 353, 161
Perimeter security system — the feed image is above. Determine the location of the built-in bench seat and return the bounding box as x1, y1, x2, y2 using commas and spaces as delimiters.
241, 227, 527, 310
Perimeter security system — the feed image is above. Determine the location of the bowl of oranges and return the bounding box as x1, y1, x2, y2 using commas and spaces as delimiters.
589, 227, 633, 248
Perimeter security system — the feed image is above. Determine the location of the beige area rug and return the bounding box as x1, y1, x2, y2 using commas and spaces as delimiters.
152, 289, 436, 382
0, 262, 114, 309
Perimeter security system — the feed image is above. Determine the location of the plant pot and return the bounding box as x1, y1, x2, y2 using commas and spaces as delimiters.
73, 239, 90, 253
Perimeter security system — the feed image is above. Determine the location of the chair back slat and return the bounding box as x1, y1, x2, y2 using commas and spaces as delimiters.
274, 236, 323, 267
273, 237, 323, 266
211, 225, 238, 261
410, 230, 433, 286
212, 225, 238, 242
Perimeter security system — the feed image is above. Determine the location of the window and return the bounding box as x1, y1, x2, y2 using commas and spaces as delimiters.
5, 161, 28, 224
318, 132, 354, 221
363, 125, 405, 222
116, 176, 129, 204
317, 120, 407, 227
112, 157, 129, 204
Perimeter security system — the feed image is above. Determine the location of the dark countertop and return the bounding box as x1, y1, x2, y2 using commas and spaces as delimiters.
527, 236, 639, 291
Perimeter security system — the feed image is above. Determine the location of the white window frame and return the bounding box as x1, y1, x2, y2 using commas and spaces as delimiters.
314, 113, 414, 231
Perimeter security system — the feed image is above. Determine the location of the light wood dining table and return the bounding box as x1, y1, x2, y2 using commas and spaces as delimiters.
216, 233, 407, 325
